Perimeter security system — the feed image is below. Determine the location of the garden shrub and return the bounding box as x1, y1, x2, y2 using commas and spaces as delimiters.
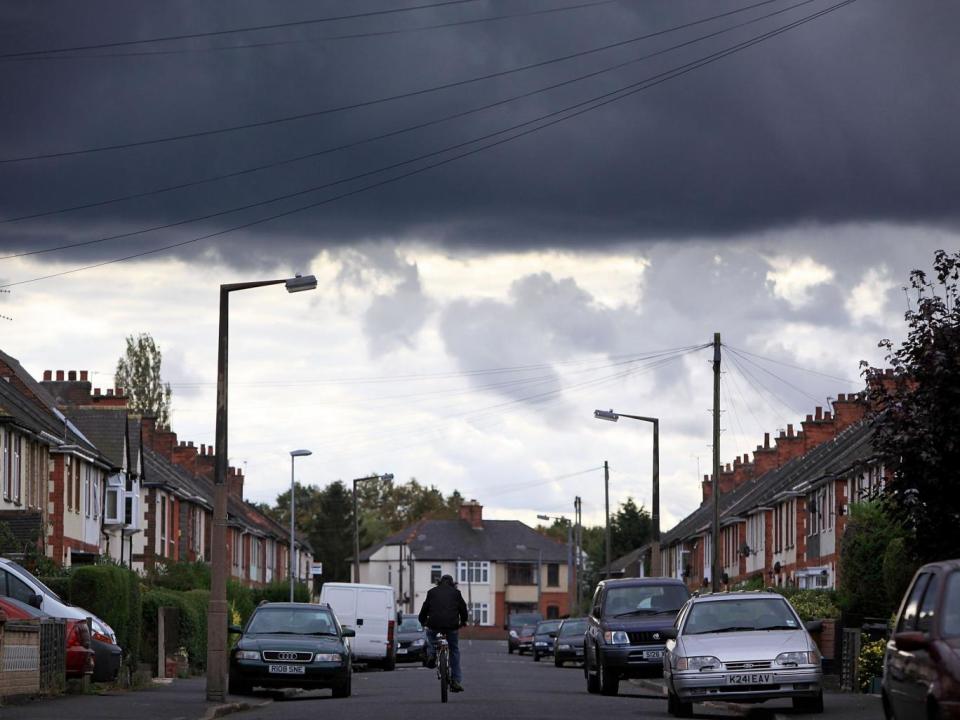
141, 587, 202, 671
149, 560, 211, 592
38, 575, 72, 603
858, 638, 886, 692
779, 589, 841, 621
70, 564, 142, 662
251, 580, 310, 606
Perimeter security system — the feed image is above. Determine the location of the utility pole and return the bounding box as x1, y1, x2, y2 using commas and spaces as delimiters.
711, 332, 721, 593
603, 461, 611, 581
566, 520, 574, 616
574, 496, 582, 611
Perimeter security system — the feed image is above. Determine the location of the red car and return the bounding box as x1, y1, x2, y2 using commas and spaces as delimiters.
882, 558, 960, 720
0, 597, 95, 679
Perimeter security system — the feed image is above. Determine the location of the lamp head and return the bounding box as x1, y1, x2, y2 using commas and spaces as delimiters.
536, 514, 550, 521
285, 274, 318, 293
381, 473, 394, 482
594, 409, 619, 422
290, 449, 312, 457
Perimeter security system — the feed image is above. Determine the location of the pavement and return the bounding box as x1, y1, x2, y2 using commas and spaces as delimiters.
0, 642, 884, 720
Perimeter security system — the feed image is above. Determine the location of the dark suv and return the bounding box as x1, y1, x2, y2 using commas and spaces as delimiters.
584, 578, 691, 696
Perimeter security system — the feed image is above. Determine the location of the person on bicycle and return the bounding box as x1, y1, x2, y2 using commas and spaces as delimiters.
418, 574, 469, 692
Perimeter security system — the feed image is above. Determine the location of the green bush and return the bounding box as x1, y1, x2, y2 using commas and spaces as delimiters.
38, 575, 72, 603
149, 560, 211, 592
251, 581, 311, 606
141, 587, 203, 672
882, 537, 917, 612
783, 590, 841, 621
839, 501, 904, 617
227, 580, 255, 626
69, 564, 142, 663
858, 639, 886, 692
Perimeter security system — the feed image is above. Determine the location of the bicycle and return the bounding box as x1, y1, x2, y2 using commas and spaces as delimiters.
435, 632, 450, 703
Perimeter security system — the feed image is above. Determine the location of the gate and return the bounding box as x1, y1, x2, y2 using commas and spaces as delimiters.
39, 617, 66, 694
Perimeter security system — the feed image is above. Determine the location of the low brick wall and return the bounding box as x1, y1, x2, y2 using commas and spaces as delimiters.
0, 618, 41, 699
459, 625, 507, 640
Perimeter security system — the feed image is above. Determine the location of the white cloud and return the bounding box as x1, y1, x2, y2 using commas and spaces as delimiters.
765, 256, 836, 307
845, 266, 897, 324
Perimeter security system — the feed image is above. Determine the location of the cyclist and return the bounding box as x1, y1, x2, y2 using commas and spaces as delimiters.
418, 574, 469, 692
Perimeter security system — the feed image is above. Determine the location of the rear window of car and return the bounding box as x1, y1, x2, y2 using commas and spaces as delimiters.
535, 620, 562, 634
247, 607, 337, 636
399, 617, 423, 632
942, 572, 960, 638
603, 584, 689, 617
559, 620, 587, 636
683, 598, 799, 635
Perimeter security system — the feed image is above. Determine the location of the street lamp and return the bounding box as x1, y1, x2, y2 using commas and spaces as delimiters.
289, 449, 312, 602
352, 473, 394, 583
205, 273, 317, 702
594, 409, 661, 577
537, 514, 574, 616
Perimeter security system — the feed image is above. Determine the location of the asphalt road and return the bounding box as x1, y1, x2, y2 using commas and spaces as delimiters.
232, 640, 882, 720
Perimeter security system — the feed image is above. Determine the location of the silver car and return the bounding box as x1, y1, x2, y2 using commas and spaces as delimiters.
663, 591, 824, 716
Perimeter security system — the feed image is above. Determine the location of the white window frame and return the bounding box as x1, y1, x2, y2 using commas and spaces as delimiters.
1, 428, 9, 500
468, 602, 489, 625
457, 560, 489, 585
430, 564, 442, 584
104, 474, 123, 524
160, 495, 168, 556
11, 433, 21, 504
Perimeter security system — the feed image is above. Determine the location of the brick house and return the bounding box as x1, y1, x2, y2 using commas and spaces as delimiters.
357, 500, 572, 628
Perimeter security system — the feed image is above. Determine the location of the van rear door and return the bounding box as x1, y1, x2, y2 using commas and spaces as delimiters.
356, 587, 390, 660
323, 585, 358, 629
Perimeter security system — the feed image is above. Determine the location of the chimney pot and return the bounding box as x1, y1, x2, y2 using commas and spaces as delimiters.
43, 370, 52, 381
106, 388, 114, 396
201, 444, 206, 455
743, 453, 750, 464
94, 388, 101, 396
56, 370, 64, 381
815, 406, 823, 421
837, 393, 846, 402
115, 386, 123, 396
764, 432, 770, 448
68, 370, 76, 381
703, 474, 709, 482
806, 414, 813, 423
824, 411, 833, 421
787, 424, 794, 437
725, 463, 731, 472
79, 370, 88, 381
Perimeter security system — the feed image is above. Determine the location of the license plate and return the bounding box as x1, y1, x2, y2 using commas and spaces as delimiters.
397, 648, 407, 655
727, 672, 774, 685
268, 664, 305, 675
575, 649, 583, 655
643, 650, 664, 660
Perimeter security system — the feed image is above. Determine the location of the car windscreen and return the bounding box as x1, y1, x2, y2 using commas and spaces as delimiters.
7, 561, 63, 602
246, 607, 338, 636
943, 571, 960, 637
399, 617, 423, 632
603, 584, 690, 617
683, 598, 800, 635
559, 620, 587, 636
519, 625, 536, 635
535, 620, 562, 634
510, 613, 541, 627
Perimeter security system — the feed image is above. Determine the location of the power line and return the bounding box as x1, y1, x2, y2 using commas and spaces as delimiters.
725, 350, 798, 420
0, 0, 793, 166
722, 343, 857, 384
0, 0, 487, 59
7, 1, 626, 62
0, 0, 858, 288
726, 346, 831, 406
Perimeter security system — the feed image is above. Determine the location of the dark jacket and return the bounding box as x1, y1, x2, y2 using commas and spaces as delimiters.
418, 582, 469, 632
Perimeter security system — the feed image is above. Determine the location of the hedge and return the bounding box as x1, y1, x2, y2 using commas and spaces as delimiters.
141, 587, 205, 672
38, 575, 72, 603
69, 564, 142, 664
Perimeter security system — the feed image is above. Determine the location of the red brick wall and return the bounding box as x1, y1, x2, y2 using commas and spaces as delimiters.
47, 457, 65, 564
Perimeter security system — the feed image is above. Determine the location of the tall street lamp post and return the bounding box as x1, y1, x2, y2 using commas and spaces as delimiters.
594, 409, 661, 577
537, 514, 574, 615
352, 473, 394, 583
205, 273, 317, 703
289, 449, 312, 602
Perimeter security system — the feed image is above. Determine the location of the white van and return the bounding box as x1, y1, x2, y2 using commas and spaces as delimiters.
320, 582, 396, 670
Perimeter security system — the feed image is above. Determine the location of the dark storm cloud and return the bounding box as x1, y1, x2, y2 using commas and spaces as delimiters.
1, 0, 958, 271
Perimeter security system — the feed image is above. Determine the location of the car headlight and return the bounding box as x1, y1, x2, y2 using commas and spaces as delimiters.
411, 639, 425, 647
559, 644, 572, 650
674, 655, 721, 671
509, 630, 518, 638
314, 653, 342, 662
776, 651, 818, 667
235, 650, 260, 660
602, 630, 630, 645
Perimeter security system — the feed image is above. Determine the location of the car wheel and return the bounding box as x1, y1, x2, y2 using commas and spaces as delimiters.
533, 650, 540, 662
508, 645, 514, 654
792, 690, 824, 714
382, 653, 396, 672
332, 672, 352, 698
598, 660, 620, 696
667, 690, 693, 718
585, 646, 600, 694
881, 690, 895, 720
554, 655, 563, 668
228, 670, 252, 697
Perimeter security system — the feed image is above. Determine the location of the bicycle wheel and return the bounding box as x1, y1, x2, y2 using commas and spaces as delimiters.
439, 648, 449, 703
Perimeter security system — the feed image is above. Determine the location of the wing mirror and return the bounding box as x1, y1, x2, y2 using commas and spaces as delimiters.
228, 624, 243, 634
659, 627, 678, 640
341, 627, 356, 638
28, 593, 43, 609
804, 620, 823, 633
894, 631, 927, 652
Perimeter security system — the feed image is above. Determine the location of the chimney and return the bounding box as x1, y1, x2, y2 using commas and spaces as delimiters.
79, 370, 88, 381
458, 499, 484, 529
228, 467, 244, 500
832, 392, 867, 431
106, 388, 114, 396
56, 370, 64, 381
702, 474, 712, 504
802, 404, 838, 451
140, 416, 157, 449
43, 370, 52, 381
753, 433, 779, 475
68, 370, 76, 381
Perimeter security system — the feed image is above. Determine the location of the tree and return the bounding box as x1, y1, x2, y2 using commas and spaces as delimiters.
863, 249, 960, 562
115, 333, 172, 427
838, 501, 905, 618
610, 497, 652, 559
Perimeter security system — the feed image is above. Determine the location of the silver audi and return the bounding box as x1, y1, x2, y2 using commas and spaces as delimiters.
662, 591, 823, 716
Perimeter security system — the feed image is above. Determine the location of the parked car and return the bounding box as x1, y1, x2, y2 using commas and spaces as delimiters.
228, 601, 354, 697
516, 624, 536, 655
532, 619, 563, 662
88, 614, 122, 682
554, 617, 588, 667
663, 590, 824, 717
395, 614, 427, 663
584, 577, 691, 695
882, 558, 960, 720
507, 611, 543, 654
0, 595, 96, 679
319, 582, 396, 670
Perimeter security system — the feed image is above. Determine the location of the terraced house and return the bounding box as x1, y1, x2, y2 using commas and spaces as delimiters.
659, 391, 884, 591
0, 348, 313, 592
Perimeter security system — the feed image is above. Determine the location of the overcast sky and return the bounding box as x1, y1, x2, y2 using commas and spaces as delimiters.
1, 0, 956, 533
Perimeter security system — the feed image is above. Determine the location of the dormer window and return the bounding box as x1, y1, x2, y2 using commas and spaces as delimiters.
104, 473, 124, 524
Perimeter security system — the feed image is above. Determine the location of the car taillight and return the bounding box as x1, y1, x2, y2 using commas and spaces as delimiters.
92, 630, 111, 644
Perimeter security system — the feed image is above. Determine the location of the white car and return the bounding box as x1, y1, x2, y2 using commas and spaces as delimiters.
663, 591, 824, 716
